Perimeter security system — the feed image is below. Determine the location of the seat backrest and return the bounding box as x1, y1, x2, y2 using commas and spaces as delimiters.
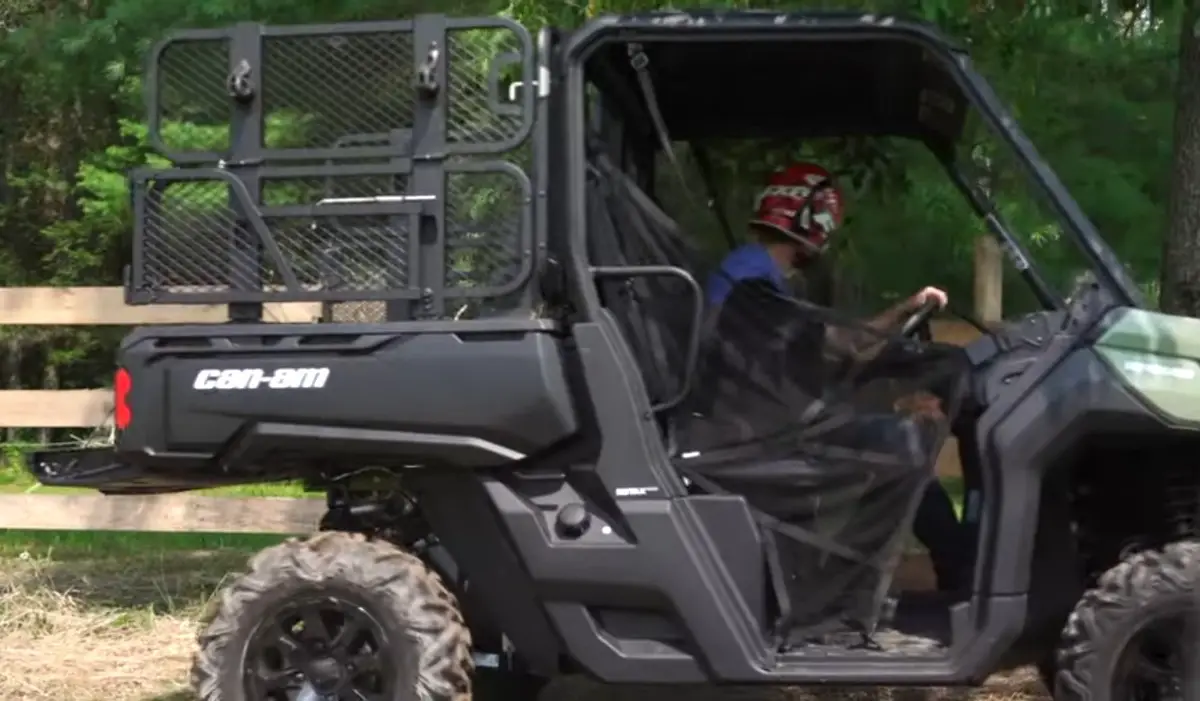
586, 151, 707, 413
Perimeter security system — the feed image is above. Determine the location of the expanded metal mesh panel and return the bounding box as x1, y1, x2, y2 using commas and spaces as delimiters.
325, 300, 387, 323
269, 217, 410, 291
445, 170, 526, 293
137, 179, 254, 292
134, 176, 411, 298
153, 38, 231, 155
260, 172, 409, 209
131, 164, 531, 307
148, 19, 535, 161
138, 18, 540, 315
260, 32, 415, 152
446, 26, 526, 147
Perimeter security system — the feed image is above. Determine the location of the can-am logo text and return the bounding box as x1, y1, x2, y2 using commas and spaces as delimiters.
192, 367, 331, 391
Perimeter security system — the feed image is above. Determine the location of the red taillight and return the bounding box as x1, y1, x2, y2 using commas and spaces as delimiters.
114, 368, 132, 430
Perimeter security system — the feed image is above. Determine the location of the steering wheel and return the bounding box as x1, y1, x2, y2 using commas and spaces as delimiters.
898, 299, 940, 338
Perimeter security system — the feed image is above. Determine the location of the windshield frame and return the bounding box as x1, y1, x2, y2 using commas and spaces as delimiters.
562, 12, 1146, 315
946, 49, 1145, 310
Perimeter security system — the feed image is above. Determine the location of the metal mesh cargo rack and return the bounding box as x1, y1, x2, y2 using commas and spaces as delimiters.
128, 15, 544, 322
147, 16, 536, 163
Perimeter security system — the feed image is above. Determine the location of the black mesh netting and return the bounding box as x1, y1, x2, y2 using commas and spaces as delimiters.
588, 149, 970, 643
675, 287, 968, 641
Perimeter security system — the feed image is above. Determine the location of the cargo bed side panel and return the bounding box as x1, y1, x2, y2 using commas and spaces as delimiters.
116, 322, 579, 473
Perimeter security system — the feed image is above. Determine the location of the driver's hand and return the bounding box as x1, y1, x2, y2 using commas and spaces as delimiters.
908, 286, 948, 311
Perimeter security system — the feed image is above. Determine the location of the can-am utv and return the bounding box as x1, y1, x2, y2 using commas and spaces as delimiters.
27, 9, 1200, 701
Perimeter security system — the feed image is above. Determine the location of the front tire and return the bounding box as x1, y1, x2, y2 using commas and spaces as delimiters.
1054, 541, 1200, 701
192, 531, 473, 701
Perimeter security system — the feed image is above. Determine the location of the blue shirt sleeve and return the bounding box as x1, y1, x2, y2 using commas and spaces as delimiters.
707, 243, 789, 306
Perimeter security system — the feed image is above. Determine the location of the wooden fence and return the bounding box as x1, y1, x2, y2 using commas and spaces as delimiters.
0, 250, 1001, 534
0, 287, 322, 428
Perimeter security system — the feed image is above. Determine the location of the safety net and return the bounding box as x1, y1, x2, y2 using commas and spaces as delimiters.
674, 283, 968, 645
587, 149, 970, 647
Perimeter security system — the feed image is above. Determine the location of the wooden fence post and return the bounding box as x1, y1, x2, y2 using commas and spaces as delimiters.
39, 352, 58, 446
973, 236, 1003, 325
5, 334, 20, 443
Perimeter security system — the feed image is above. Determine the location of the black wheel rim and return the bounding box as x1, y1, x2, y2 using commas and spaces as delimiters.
1111, 603, 1199, 701
243, 594, 401, 701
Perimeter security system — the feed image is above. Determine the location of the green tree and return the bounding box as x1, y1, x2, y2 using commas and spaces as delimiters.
1161, 0, 1200, 314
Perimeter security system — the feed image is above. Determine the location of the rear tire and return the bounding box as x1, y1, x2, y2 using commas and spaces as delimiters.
191, 531, 473, 701
1054, 541, 1200, 701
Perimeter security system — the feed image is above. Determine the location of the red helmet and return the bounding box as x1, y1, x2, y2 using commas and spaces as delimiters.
750, 162, 844, 255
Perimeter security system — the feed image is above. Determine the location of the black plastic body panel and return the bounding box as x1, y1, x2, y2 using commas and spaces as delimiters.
109, 319, 578, 488
455, 309, 1173, 684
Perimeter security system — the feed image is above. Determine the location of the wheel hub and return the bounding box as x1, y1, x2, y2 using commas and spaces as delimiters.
242, 594, 394, 700
302, 655, 345, 693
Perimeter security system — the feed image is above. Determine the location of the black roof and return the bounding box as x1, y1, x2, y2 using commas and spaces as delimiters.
579, 11, 971, 153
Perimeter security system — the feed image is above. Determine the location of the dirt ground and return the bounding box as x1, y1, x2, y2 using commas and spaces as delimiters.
0, 550, 1048, 701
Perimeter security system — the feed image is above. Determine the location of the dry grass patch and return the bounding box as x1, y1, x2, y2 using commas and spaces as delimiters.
0, 544, 1048, 701
0, 549, 248, 701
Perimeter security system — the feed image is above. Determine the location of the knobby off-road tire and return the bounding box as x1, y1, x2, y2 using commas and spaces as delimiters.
1054, 540, 1200, 701
192, 531, 473, 701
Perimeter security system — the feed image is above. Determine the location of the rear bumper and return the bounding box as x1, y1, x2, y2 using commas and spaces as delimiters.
25, 446, 193, 494
25, 444, 307, 495
27, 446, 125, 486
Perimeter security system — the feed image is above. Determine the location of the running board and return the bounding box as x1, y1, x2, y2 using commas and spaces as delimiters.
548, 595, 1027, 686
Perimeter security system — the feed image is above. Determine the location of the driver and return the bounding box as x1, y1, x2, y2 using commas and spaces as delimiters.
701, 161, 972, 594
706, 162, 947, 346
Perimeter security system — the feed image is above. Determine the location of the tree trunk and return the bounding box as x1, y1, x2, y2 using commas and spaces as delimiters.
1160, 0, 1200, 314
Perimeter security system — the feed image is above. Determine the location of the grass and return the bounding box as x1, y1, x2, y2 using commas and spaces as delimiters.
0, 541, 258, 701
0, 537, 1047, 701
0, 454, 319, 498
0, 530, 286, 560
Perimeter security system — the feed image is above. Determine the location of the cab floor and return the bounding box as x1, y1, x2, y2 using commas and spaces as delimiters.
782, 593, 952, 657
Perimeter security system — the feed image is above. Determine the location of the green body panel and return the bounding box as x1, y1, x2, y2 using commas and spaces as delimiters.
1095, 307, 1200, 423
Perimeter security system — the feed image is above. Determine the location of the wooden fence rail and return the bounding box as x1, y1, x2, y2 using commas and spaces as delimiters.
0, 284, 995, 534
0, 286, 322, 326
0, 493, 325, 534
0, 287, 322, 427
